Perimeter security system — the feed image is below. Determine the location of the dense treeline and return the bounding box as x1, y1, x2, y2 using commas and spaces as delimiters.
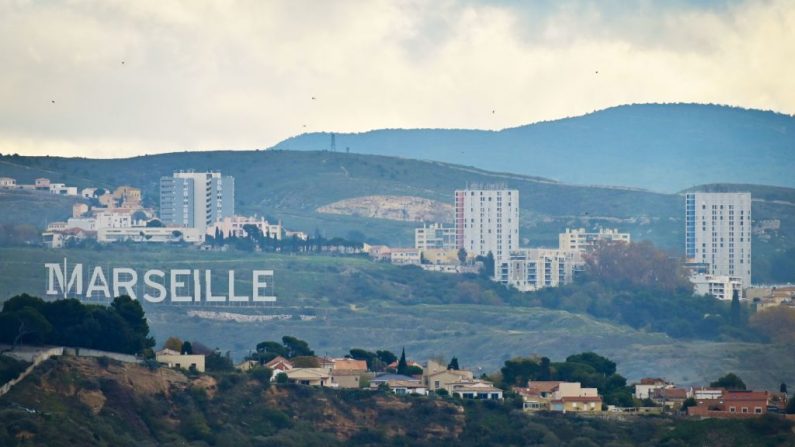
207, 225, 364, 254
529, 242, 761, 341
0, 294, 154, 355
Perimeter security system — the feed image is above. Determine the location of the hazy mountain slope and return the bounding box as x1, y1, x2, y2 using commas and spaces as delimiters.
272, 103, 795, 192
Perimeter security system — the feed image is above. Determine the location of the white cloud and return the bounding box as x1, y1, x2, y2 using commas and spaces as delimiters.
0, 0, 792, 157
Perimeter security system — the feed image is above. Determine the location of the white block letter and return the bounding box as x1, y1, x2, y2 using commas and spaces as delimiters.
170, 269, 192, 302
143, 270, 166, 303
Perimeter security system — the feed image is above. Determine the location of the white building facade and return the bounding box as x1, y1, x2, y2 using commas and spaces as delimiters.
497, 249, 584, 292
454, 185, 519, 262
98, 227, 205, 243
685, 192, 752, 288
415, 223, 457, 250
208, 216, 282, 239
691, 273, 744, 301
559, 228, 630, 253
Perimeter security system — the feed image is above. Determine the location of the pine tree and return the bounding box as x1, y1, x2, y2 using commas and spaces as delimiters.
539, 357, 552, 381
781, 383, 788, 394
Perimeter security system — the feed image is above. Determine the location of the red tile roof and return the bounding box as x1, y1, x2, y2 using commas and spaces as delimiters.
724, 391, 769, 402
653, 388, 688, 399
333, 359, 368, 371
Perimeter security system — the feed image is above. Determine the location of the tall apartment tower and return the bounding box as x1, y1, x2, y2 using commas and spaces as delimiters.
685, 192, 751, 287
160, 171, 235, 231
455, 184, 519, 261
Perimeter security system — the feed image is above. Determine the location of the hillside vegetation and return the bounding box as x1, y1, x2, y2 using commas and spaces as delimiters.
1, 356, 794, 446
3, 246, 794, 388
274, 103, 795, 192
1, 151, 793, 282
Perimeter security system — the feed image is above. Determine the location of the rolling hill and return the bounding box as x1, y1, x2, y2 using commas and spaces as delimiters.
1, 150, 793, 283
272, 103, 795, 192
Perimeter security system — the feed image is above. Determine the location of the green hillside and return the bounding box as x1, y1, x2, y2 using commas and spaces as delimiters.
2, 246, 792, 389
273, 103, 795, 192
0, 189, 83, 228
1, 151, 793, 282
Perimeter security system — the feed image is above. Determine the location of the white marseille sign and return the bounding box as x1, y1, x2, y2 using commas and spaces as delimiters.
45, 258, 276, 303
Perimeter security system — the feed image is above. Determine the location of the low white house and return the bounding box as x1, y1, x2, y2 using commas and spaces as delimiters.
49, 183, 78, 196
97, 226, 205, 243
155, 348, 206, 372
691, 273, 744, 300
634, 378, 674, 399
0, 177, 16, 188
208, 215, 283, 239
449, 381, 503, 400
390, 248, 422, 265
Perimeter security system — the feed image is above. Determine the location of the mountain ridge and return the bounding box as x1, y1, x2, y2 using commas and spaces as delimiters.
272, 103, 795, 192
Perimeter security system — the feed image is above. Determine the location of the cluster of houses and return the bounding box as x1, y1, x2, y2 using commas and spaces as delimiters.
235, 356, 504, 399
630, 377, 789, 418
517, 377, 789, 418
1, 176, 82, 196
360, 185, 635, 291
365, 224, 630, 288
150, 347, 790, 420
1, 172, 310, 248
41, 183, 159, 247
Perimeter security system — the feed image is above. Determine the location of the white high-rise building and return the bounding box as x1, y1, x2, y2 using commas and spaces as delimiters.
685, 192, 751, 287
160, 171, 235, 231
454, 185, 519, 261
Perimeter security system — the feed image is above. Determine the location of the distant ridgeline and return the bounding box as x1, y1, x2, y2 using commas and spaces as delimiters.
44, 258, 275, 305
272, 103, 795, 192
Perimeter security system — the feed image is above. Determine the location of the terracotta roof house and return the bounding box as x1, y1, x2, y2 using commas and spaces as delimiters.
688, 390, 770, 418
265, 356, 294, 372
285, 368, 332, 387
519, 381, 600, 412
449, 380, 503, 400
369, 374, 429, 396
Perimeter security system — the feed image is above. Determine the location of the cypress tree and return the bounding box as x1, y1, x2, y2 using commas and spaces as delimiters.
730, 289, 741, 325
447, 357, 460, 370
397, 347, 408, 375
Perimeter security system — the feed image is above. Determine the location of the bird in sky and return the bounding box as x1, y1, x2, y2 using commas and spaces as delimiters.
311, 96, 317, 100
121, 61, 125, 65
595, 70, 599, 74
51, 100, 55, 103
492, 110, 495, 114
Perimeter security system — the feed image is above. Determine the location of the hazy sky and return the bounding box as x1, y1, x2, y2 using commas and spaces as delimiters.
1, 0, 793, 158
